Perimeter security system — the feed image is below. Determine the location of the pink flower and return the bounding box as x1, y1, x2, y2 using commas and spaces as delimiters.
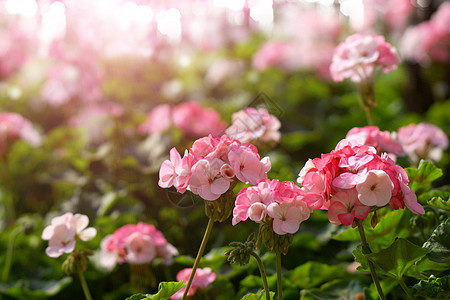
356, 170, 394, 207
189, 158, 230, 201
228, 145, 271, 185
328, 190, 370, 226
226, 107, 281, 145
125, 232, 156, 265
159, 148, 192, 193
267, 201, 311, 235
297, 142, 425, 226
139, 104, 172, 135
345, 126, 403, 157
252, 42, 298, 72
99, 222, 178, 269
330, 34, 400, 82
172, 102, 226, 138
233, 179, 312, 235
171, 268, 216, 299
0, 112, 41, 153
159, 135, 271, 202
400, 3, 450, 64
398, 123, 449, 163
41, 213, 96, 258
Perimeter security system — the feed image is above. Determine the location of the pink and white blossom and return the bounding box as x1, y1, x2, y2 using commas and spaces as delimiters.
99, 222, 178, 269
330, 34, 400, 82
233, 179, 312, 235
0, 112, 41, 153
171, 268, 216, 299
297, 142, 425, 226
226, 107, 281, 145
398, 123, 449, 164
41, 213, 96, 258
345, 126, 403, 157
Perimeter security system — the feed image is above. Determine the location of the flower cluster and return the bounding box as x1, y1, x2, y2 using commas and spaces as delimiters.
343, 126, 403, 157
398, 123, 449, 164
297, 142, 425, 226
233, 179, 312, 235
100, 222, 178, 270
400, 2, 450, 65
0, 112, 41, 154
171, 268, 216, 299
159, 135, 271, 201
139, 102, 226, 138
226, 107, 281, 145
41, 213, 96, 258
330, 34, 400, 82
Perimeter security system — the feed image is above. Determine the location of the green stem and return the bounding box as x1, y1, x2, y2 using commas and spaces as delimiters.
398, 277, 417, 300
77, 267, 93, 300
358, 225, 386, 300
1, 226, 21, 282
275, 250, 282, 300
250, 252, 271, 300
181, 218, 214, 300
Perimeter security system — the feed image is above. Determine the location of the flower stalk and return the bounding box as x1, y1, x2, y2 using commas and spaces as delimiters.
77, 264, 93, 300
1, 226, 21, 282
181, 218, 214, 300
357, 224, 386, 300
275, 250, 283, 300
250, 252, 271, 300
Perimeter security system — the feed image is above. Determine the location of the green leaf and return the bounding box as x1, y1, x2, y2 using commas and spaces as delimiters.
333, 209, 411, 250
0, 277, 72, 298
241, 290, 275, 300
405, 160, 443, 194
428, 196, 450, 211
412, 275, 450, 299
423, 219, 450, 263
286, 261, 345, 289
366, 238, 430, 279
300, 280, 363, 300
352, 244, 369, 272
363, 278, 398, 300
126, 281, 185, 300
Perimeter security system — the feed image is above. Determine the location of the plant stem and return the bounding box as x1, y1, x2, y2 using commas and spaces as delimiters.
1, 226, 21, 282
181, 218, 214, 300
250, 252, 271, 300
275, 250, 283, 300
77, 267, 93, 300
398, 277, 417, 300
357, 225, 386, 300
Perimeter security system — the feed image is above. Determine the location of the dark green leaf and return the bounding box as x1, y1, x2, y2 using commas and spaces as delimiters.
423, 219, 450, 262
241, 290, 275, 300
412, 275, 449, 299
286, 261, 345, 289
363, 278, 398, 300
126, 281, 185, 300
352, 244, 369, 272
405, 160, 443, 194
366, 238, 430, 279
300, 280, 363, 300
0, 278, 72, 298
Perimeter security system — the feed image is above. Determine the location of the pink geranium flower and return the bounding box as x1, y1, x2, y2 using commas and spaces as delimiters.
139, 104, 172, 135
398, 123, 449, 164
233, 179, 312, 235
345, 126, 403, 157
41, 213, 96, 258
328, 190, 370, 226
159, 135, 271, 203
171, 268, 216, 299
330, 34, 400, 82
99, 222, 177, 270
0, 112, 41, 154
297, 141, 425, 226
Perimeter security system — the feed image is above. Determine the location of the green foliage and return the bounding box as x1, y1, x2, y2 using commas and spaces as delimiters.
286, 262, 346, 289
241, 290, 275, 300
125, 281, 185, 300
365, 238, 430, 280
423, 219, 450, 263
412, 275, 450, 299
0, 277, 72, 298
405, 160, 443, 195
300, 279, 364, 300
